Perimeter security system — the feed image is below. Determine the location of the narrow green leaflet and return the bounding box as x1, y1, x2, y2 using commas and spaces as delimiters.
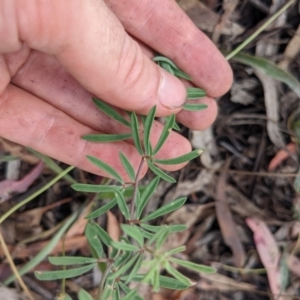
35, 263, 95, 280
153, 268, 160, 292
85, 223, 104, 258
98, 185, 146, 200
154, 149, 202, 165
115, 189, 130, 220
147, 161, 176, 183
123, 289, 138, 300
91, 222, 113, 247
165, 246, 186, 256
61, 293, 72, 300
109, 253, 139, 280
121, 224, 144, 247
87, 156, 123, 183
118, 281, 144, 300
101, 286, 113, 300
130, 274, 189, 290
111, 241, 139, 252
143, 106, 156, 155
92, 98, 131, 127
164, 262, 191, 287
113, 284, 121, 300
86, 198, 117, 219
139, 228, 154, 239
131, 113, 144, 155
147, 226, 169, 246
125, 254, 143, 284
173, 68, 192, 81
183, 103, 208, 111
153, 114, 175, 155
140, 223, 188, 233
156, 227, 170, 250
136, 176, 160, 219
119, 152, 135, 182
141, 197, 187, 222
153, 56, 179, 70
231, 52, 300, 98
82, 133, 132, 143
78, 289, 93, 300
169, 257, 215, 274
114, 250, 132, 268
173, 121, 181, 131
72, 184, 120, 193
160, 61, 175, 75
186, 87, 206, 99
49, 256, 98, 266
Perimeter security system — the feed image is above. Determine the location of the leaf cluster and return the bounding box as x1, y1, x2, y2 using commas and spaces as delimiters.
35, 56, 214, 300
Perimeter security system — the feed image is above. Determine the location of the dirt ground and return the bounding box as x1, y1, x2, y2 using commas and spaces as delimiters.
0, 1, 300, 299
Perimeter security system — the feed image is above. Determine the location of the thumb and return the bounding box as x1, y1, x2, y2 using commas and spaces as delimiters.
10, 0, 186, 115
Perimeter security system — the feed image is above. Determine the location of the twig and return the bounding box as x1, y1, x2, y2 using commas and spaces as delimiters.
0, 230, 34, 300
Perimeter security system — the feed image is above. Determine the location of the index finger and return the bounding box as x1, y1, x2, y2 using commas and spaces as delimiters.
105, 0, 233, 97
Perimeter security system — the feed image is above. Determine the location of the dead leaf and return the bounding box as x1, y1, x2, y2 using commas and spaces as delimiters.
0, 162, 44, 203
255, 70, 285, 149
0, 138, 39, 165
165, 203, 214, 227
212, 0, 239, 43
268, 142, 296, 171
215, 166, 246, 267
225, 185, 282, 225
17, 198, 71, 229
287, 255, 300, 277
66, 200, 93, 238
230, 79, 258, 105
246, 218, 283, 299
0, 235, 87, 259
0, 286, 28, 300
198, 272, 256, 292
107, 211, 121, 242
279, 24, 300, 69
177, 0, 244, 35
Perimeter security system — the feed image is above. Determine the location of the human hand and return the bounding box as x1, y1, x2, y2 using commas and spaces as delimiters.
0, 0, 232, 179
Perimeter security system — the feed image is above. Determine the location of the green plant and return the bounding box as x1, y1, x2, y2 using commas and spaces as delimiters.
34, 56, 215, 299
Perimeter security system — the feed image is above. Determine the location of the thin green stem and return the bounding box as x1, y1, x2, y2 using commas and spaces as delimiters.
0, 165, 74, 224
97, 262, 113, 300
130, 157, 146, 220
225, 0, 295, 60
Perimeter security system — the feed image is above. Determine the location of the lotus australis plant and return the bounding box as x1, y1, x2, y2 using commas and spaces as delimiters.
35, 56, 215, 300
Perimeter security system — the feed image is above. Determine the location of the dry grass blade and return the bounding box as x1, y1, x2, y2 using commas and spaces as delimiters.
215, 162, 246, 268
0, 230, 34, 300
246, 218, 283, 299
255, 70, 285, 148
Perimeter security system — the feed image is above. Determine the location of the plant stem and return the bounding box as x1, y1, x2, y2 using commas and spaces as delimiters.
130, 157, 146, 220
225, 0, 295, 60
97, 263, 113, 300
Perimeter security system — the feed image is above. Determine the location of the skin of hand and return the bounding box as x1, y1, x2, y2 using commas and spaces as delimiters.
0, 0, 233, 180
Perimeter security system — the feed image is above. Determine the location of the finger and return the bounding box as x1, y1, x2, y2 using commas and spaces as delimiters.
0, 84, 145, 181
11, 50, 192, 170
1, 84, 191, 176
176, 97, 218, 130
105, 0, 233, 97
3, 0, 186, 116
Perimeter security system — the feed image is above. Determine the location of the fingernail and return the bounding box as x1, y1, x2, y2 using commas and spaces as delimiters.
158, 69, 187, 110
